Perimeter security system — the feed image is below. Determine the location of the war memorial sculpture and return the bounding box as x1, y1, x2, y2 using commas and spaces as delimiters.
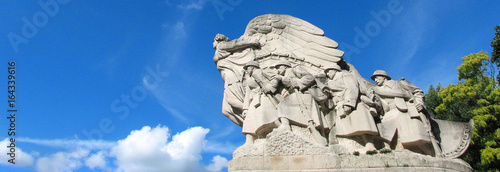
213, 14, 474, 171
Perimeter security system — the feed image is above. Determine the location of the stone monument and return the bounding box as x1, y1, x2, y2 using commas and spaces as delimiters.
213, 14, 474, 171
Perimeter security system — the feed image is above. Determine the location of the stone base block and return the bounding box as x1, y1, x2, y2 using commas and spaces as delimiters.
229, 151, 472, 172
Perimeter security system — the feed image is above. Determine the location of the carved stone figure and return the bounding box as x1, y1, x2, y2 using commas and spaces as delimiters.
213, 14, 474, 172
273, 59, 327, 146
241, 61, 280, 145
213, 34, 260, 127
318, 64, 379, 154
371, 70, 440, 156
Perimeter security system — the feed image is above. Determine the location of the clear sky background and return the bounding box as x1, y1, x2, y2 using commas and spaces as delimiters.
0, 0, 499, 172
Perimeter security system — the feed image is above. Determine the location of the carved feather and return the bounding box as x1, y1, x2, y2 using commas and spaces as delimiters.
243, 14, 344, 67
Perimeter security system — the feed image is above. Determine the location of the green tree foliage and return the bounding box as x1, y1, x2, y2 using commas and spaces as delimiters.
433, 51, 500, 170
424, 84, 442, 116
490, 26, 500, 83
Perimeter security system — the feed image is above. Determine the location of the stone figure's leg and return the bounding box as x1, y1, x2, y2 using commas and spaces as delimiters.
324, 109, 337, 146
274, 119, 282, 127
328, 126, 338, 146
278, 117, 291, 131
362, 135, 377, 154
380, 140, 392, 153
245, 134, 255, 145
222, 99, 243, 126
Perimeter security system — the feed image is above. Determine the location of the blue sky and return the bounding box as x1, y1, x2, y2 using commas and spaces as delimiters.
0, 0, 499, 171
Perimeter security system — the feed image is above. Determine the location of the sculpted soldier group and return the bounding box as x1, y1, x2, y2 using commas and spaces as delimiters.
232, 58, 439, 155
213, 14, 472, 158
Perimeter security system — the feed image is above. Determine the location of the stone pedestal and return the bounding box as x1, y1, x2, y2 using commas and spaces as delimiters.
229, 152, 472, 171
229, 129, 472, 171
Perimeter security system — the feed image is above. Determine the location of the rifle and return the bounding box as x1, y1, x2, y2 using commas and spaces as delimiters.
253, 75, 279, 108
418, 108, 443, 157
409, 89, 443, 157
292, 87, 327, 146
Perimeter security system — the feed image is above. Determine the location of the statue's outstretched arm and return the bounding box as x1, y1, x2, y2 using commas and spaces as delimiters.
217, 37, 260, 52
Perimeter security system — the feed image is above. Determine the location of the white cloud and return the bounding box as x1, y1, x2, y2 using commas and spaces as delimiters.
17, 138, 115, 150
8, 125, 228, 172
85, 151, 107, 170
205, 155, 228, 172
166, 127, 209, 160
110, 126, 172, 172
35, 148, 89, 172
110, 125, 211, 172
0, 138, 34, 167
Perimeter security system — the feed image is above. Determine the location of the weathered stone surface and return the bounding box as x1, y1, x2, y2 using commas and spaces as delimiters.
229, 152, 472, 171
234, 128, 348, 159
265, 128, 331, 156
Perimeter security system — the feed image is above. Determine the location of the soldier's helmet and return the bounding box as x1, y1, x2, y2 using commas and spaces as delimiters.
324, 64, 341, 73
274, 59, 292, 68
243, 61, 260, 69
371, 70, 391, 81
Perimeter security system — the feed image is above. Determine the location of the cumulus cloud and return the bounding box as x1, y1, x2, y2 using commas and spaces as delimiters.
166, 126, 209, 160
85, 151, 107, 170
205, 155, 229, 172
35, 148, 89, 172
5, 125, 230, 172
110, 125, 211, 172
0, 138, 34, 167
111, 125, 172, 171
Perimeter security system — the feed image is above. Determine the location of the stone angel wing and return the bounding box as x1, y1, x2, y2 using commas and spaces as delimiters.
242, 14, 344, 67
